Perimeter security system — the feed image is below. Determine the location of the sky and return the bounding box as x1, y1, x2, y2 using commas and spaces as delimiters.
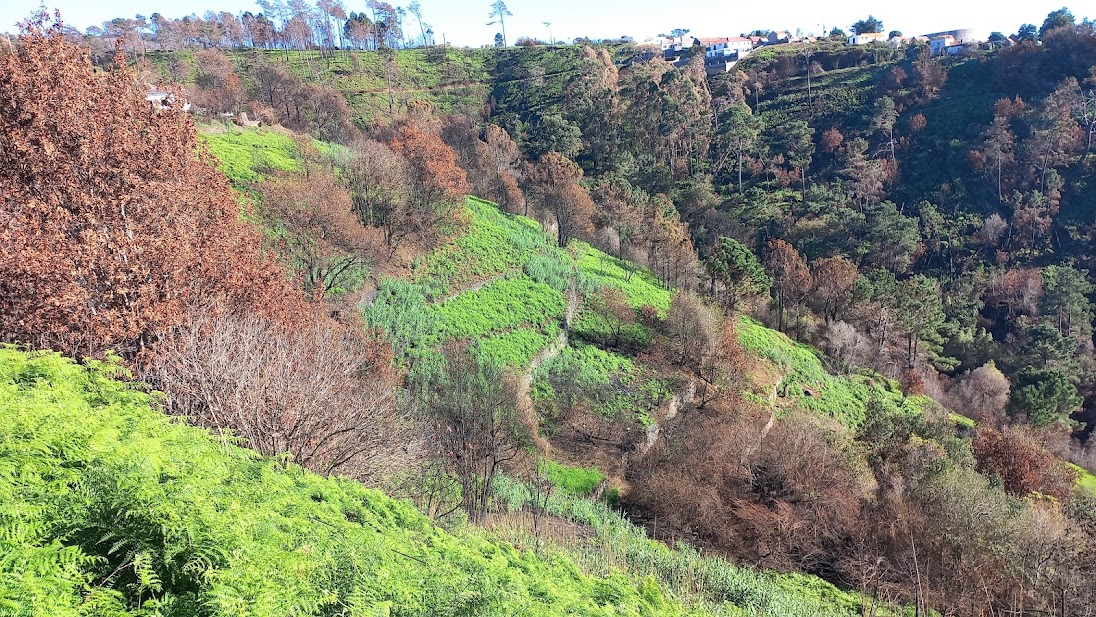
1, 0, 1090, 46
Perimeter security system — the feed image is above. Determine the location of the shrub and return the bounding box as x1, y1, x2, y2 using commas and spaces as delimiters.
364, 278, 436, 362
149, 310, 411, 483
973, 426, 1080, 502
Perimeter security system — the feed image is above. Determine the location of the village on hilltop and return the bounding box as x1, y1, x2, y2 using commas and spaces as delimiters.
636, 24, 1014, 74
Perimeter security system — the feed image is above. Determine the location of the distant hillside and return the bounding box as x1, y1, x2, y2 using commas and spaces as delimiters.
148, 47, 492, 125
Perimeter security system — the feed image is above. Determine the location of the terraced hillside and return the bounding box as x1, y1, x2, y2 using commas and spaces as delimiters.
184, 125, 937, 614
1, 124, 930, 616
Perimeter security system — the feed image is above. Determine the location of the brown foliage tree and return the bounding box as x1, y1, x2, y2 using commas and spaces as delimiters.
645, 199, 699, 290
484, 124, 526, 213
389, 115, 471, 251
440, 117, 526, 214
247, 55, 358, 142
590, 174, 646, 269
973, 426, 1079, 502
697, 318, 748, 406
529, 151, 595, 247
820, 126, 845, 154
628, 409, 864, 573
250, 55, 301, 126
257, 168, 379, 296
299, 82, 360, 143
978, 112, 1017, 203
0, 22, 301, 359
913, 47, 947, 102
809, 256, 859, 324
765, 239, 812, 337
192, 48, 245, 116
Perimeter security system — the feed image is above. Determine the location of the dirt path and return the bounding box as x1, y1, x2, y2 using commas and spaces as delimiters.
516, 282, 579, 453
358, 270, 512, 311
633, 380, 696, 460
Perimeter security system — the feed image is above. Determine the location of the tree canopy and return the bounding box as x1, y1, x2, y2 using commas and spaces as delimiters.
851, 16, 884, 35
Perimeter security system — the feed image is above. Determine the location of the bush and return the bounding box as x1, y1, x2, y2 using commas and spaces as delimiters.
149, 310, 409, 483
973, 426, 1080, 502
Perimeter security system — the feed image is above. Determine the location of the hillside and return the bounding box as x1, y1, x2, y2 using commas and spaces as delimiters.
146, 47, 492, 126
0, 345, 682, 615
0, 341, 880, 616
8, 16, 1096, 616
193, 126, 1096, 613
0, 120, 897, 616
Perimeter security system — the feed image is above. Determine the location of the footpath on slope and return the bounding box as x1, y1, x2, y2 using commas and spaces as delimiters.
516, 280, 578, 453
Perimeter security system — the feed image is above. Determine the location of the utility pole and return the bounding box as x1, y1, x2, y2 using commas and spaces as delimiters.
543, 21, 553, 45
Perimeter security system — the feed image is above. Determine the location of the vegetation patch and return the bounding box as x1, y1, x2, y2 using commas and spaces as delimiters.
428, 274, 565, 341
0, 346, 688, 616
1069, 463, 1096, 495
949, 413, 977, 430
476, 324, 561, 368
491, 474, 874, 616
414, 197, 550, 298
200, 127, 338, 186
533, 343, 667, 425
543, 460, 606, 496
739, 317, 923, 426
571, 302, 653, 350
574, 242, 672, 315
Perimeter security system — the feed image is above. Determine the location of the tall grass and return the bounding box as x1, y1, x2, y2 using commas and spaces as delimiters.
491, 475, 873, 617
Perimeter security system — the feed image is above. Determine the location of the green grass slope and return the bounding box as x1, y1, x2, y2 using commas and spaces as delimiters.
150, 48, 491, 125
198, 127, 342, 187
739, 316, 929, 426
0, 345, 687, 616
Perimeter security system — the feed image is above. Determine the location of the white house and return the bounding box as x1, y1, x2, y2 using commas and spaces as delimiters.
702, 36, 754, 60
848, 32, 886, 45
637, 35, 687, 51
146, 89, 191, 112
929, 35, 955, 55
725, 36, 754, 53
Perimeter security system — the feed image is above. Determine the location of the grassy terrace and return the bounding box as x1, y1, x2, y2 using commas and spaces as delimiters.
198, 127, 342, 187
738, 316, 928, 427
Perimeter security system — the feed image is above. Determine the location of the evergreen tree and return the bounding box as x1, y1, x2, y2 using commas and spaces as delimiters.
705, 237, 771, 313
